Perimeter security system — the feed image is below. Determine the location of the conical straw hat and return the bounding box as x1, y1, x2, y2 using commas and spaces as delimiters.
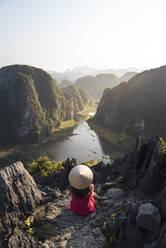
68, 165, 93, 189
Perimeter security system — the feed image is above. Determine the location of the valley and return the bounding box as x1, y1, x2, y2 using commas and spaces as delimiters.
0, 106, 111, 167
1, 64, 166, 168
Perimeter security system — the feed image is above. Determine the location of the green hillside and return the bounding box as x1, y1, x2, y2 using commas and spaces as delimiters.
0, 65, 90, 145
74, 74, 118, 99
62, 85, 90, 114
94, 65, 166, 137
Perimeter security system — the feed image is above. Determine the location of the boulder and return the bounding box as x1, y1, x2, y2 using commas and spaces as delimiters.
136, 203, 161, 234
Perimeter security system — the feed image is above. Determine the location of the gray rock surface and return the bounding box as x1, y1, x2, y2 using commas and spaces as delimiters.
1, 136, 166, 247
0, 161, 42, 246
8, 229, 43, 248
105, 188, 125, 200
121, 136, 163, 195
136, 203, 161, 234
34, 190, 105, 248
154, 223, 166, 248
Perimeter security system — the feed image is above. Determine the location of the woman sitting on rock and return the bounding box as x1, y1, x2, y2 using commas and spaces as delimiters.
66, 164, 97, 216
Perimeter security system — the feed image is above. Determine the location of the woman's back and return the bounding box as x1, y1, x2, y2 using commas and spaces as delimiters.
69, 184, 96, 216
67, 165, 96, 216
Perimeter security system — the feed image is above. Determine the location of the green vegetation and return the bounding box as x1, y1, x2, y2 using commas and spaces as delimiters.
95, 65, 166, 138
85, 160, 98, 167
0, 65, 91, 145
103, 234, 117, 248
159, 137, 166, 167
52, 119, 77, 133
160, 137, 166, 154
0, 65, 68, 144
88, 120, 135, 159
62, 85, 91, 115
28, 156, 64, 176
23, 217, 34, 235
78, 101, 96, 120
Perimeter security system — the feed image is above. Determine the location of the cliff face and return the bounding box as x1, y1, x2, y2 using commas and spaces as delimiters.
0, 65, 90, 145
62, 85, 90, 115
94, 65, 166, 137
0, 65, 68, 144
0, 161, 43, 247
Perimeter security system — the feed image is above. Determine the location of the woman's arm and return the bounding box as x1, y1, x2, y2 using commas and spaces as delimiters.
90, 184, 107, 201
90, 184, 94, 195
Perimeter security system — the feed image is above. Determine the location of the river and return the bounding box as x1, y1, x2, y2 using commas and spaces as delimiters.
42, 116, 111, 163
0, 114, 113, 166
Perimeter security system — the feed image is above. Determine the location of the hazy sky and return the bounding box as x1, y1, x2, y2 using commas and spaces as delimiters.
1, 0, 166, 71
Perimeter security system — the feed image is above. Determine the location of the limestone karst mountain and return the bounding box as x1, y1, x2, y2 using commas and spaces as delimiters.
62, 85, 90, 114
94, 65, 166, 137
59, 72, 137, 99
48, 66, 99, 83
118, 71, 137, 82
0, 65, 90, 145
59, 79, 73, 88
74, 74, 119, 99
48, 66, 141, 84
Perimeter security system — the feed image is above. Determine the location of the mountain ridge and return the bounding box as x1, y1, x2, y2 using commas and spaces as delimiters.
48, 66, 142, 83
94, 65, 166, 137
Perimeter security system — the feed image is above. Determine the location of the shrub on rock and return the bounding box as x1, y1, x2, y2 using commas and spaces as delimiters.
28, 156, 64, 176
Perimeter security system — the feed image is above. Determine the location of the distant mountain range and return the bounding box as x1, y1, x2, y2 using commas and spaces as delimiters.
94, 65, 166, 137
48, 66, 143, 84
59, 71, 138, 99
74, 74, 119, 99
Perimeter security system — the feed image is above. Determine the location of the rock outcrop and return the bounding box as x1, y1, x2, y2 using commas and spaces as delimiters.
0, 161, 43, 247
136, 203, 161, 234
94, 65, 166, 137
1, 136, 166, 247
121, 136, 163, 194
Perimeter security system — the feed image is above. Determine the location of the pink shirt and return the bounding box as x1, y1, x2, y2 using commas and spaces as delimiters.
67, 184, 96, 216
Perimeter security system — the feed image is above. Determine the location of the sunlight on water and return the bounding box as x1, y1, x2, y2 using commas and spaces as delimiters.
88, 112, 95, 116
44, 118, 110, 163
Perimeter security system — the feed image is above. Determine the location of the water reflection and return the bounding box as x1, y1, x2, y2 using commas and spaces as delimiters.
44, 118, 110, 163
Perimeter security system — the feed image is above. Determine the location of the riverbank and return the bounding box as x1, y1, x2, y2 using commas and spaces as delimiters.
88, 120, 135, 159
0, 105, 97, 167
0, 120, 76, 156
79, 104, 97, 120
42, 120, 77, 143
38, 102, 97, 143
